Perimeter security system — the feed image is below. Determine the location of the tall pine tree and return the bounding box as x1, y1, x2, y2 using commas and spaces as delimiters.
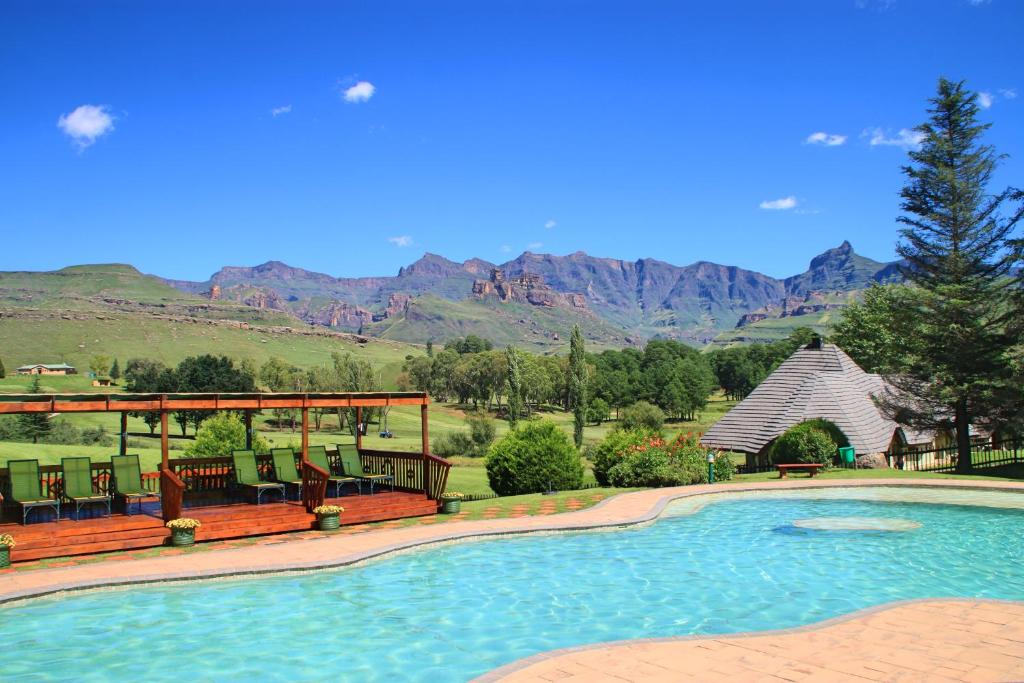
568, 325, 587, 449
109, 358, 121, 381
505, 345, 523, 428
885, 78, 1023, 473
18, 375, 51, 443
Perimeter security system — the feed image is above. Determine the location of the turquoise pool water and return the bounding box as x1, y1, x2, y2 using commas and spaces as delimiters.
3, 492, 1023, 681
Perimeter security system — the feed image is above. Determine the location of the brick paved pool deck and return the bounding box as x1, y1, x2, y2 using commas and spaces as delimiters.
2, 478, 1023, 681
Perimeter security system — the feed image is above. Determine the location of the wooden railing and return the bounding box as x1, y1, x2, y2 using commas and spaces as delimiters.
425, 453, 452, 500
159, 468, 185, 522
300, 461, 329, 512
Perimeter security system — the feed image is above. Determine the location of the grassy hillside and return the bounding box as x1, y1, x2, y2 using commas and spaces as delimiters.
0, 315, 418, 387
368, 295, 634, 352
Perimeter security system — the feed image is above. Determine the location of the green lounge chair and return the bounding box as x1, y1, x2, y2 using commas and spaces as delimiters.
61, 457, 111, 520
307, 445, 360, 497
270, 448, 303, 499
337, 444, 394, 494
230, 450, 285, 504
110, 454, 160, 515
6, 459, 60, 525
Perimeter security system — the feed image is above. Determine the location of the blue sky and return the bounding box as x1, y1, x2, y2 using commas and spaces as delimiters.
1, 0, 1021, 281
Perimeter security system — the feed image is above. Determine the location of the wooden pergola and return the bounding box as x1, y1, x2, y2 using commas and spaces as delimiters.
0, 392, 448, 524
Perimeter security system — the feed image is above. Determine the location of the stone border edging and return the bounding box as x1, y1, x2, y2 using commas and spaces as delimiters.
471, 597, 1024, 682
2, 478, 1024, 608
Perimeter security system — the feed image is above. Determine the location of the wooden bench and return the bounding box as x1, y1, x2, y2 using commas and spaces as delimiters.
776, 463, 824, 478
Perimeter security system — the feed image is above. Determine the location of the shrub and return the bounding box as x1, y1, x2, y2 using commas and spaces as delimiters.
620, 401, 665, 432
589, 428, 657, 486
432, 431, 476, 457
769, 422, 837, 466
605, 432, 735, 488
587, 398, 610, 425
485, 420, 584, 496
186, 413, 268, 457
432, 411, 496, 458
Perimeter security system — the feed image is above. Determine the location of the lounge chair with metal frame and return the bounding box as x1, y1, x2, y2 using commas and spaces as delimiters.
270, 448, 304, 500
230, 450, 285, 505
6, 459, 60, 524
336, 443, 394, 494
110, 454, 160, 515
61, 456, 111, 520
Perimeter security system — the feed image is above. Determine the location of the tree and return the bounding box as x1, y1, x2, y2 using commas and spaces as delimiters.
884, 78, 1023, 473
568, 324, 587, 448
186, 412, 268, 456
426, 340, 434, 357
89, 354, 111, 378
587, 397, 610, 425
174, 355, 257, 435
505, 345, 523, 427
0, 356, 5, 379
18, 376, 51, 443
124, 358, 175, 433
620, 400, 665, 433
832, 285, 925, 373
109, 358, 121, 381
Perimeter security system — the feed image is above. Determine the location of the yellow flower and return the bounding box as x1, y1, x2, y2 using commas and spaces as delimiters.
0, 534, 15, 549
165, 518, 202, 530
313, 505, 344, 515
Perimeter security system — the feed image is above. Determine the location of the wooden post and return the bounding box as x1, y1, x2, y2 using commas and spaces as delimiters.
301, 406, 309, 463
160, 409, 169, 470
421, 402, 430, 499
119, 412, 128, 456
356, 406, 363, 451
244, 409, 253, 450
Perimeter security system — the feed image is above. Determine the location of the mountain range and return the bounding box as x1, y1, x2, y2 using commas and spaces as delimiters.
161, 241, 902, 348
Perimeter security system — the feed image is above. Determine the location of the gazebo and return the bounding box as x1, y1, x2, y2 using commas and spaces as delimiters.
701, 340, 898, 468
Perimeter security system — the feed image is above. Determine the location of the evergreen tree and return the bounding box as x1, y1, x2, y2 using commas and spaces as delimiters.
505, 345, 523, 428
568, 325, 587, 448
109, 358, 121, 381
426, 340, 434, 358
885, 78, 1023, 473
18, 376, 52, 443
0, 356, 5, 379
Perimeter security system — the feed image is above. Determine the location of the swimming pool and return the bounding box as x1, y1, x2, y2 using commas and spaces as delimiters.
3, 487, 1022, 681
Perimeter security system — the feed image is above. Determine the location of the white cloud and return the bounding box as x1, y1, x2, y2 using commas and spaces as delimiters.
759, 196, 798, 211
271, 104, 292, 117
500, 244, 511, 253
388, 235, 412, 247
863, 127, 925, 149
343, 81, 376, 103
527, 241, 543, 250
999, 88, 1017, 100
978, 91, 994, 109
57, 104, 115, 149
805, 131, 847, 146
967, 0, 990, 5
544, 219, 557, 229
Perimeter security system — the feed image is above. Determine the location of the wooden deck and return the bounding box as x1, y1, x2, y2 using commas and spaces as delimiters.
2, 491, 438, 563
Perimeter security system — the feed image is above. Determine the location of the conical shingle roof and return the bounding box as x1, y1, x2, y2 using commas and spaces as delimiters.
702, 342, 896, 455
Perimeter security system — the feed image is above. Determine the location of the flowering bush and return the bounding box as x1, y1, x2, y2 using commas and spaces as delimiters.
604, 432, 734, 488
589, 428, 658, 486
0, 534, 15, 548
313, 505, 344, 515
165, 518, 202, 531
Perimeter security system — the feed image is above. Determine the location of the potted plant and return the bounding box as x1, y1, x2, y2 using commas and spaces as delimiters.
439, 492, 464, 514
0, 534, 15, 568
166, 518, 202, 547
313, 504, 344, 531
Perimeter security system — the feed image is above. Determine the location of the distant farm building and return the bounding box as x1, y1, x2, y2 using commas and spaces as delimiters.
700, 339, 985, 467
15, 363, 77, 376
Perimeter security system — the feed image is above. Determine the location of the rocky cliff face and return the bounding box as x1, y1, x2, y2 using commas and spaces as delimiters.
472, 268, 588, 310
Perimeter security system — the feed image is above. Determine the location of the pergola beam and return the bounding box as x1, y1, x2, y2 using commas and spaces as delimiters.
0, 391, 429, 415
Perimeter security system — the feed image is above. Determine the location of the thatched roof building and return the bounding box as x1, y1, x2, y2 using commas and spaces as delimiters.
702, 340, 898, 457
